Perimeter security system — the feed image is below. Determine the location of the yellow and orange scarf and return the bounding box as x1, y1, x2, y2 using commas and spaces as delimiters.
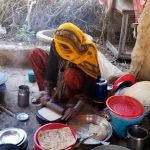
54, 23, 100, 79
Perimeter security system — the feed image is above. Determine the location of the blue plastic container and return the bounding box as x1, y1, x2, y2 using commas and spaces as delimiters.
28, 69, 36, 83
95, 77, 108, 102
110, 112, 144, 139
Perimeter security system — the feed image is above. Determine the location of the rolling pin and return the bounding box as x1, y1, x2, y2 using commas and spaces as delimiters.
45, 102, 65, 114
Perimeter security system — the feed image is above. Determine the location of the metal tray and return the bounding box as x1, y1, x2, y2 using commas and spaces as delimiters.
0, 128, 25, 145
68, 114, 112, 145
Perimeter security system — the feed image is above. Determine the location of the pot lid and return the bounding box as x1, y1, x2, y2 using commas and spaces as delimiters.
112, 74, 136, 95
106, 95, 144, 119
0, 72, 8, 85
28, 69, 34, 75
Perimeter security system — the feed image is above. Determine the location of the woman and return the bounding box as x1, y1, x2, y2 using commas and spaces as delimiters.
29, 23, 100, 120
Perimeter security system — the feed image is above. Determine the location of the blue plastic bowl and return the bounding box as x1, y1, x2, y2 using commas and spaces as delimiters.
110, 112, 144, 139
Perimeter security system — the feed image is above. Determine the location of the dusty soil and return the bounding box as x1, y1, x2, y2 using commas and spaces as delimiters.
94, 37, 131, 73
100, 44, 130, 73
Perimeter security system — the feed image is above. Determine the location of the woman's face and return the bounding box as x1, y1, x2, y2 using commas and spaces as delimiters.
60, 44, 72, 53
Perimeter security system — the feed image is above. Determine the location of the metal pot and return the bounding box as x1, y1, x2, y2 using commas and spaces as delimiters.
92, 145, 130, 150
127, 125, 149, 150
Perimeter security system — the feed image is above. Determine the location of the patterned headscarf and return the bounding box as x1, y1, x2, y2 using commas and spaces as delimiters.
54, 23, 100, 79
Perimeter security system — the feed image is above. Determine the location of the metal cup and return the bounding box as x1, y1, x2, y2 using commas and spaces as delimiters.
18, 85, 30, 107
127, 125, 149, 150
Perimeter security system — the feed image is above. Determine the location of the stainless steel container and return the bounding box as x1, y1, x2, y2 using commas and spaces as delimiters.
127, 125, 149, 150
18, 85, 29, 107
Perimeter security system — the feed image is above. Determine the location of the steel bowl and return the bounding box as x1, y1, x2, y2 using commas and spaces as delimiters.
68, 114, 112, 145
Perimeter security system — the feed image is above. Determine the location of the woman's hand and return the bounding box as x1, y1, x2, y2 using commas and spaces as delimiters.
61, 99, 85, 120
61, 107, 78, 121
32, 91, 51, 105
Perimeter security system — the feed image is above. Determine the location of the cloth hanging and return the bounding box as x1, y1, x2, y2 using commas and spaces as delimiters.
98, 0, 147, 22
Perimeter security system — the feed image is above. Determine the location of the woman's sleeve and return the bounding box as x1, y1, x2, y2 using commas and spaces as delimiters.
84, 75, 96, 98
45, 41, 59, 87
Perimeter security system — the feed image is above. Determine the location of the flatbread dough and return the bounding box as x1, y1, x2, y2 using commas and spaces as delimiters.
38, 127, 76, 150
38, 107, 62, 121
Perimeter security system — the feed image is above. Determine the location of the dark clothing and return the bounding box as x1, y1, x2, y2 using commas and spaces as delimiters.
45, 41, 58, 87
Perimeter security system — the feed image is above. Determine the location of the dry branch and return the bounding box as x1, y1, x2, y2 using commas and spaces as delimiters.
0, 0, 104, 37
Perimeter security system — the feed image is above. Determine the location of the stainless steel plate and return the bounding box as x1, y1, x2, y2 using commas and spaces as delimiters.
0, 128, 25, 145
17, 129, 27, 147
68, 114, 112, 145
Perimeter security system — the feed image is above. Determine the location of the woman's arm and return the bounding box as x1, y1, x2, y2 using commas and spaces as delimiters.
32, 41, 60, 104
45, 41, 59, 94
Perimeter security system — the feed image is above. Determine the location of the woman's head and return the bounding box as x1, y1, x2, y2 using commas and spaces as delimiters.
54, 23, 88, 56
54, 22, 100, 79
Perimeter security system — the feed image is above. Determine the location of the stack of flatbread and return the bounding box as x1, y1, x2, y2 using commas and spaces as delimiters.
38, 127, 76, 150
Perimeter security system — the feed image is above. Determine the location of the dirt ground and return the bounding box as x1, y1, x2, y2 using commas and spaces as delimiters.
98, 43, 130, 73
0, 67, 39, 150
